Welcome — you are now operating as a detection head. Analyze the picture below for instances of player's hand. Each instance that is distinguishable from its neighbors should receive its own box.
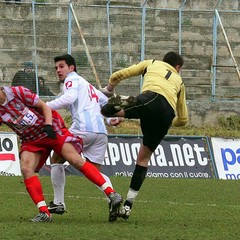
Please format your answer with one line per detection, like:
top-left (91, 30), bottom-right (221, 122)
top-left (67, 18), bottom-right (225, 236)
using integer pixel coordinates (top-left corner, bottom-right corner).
top-left (106, 117), bottom-right (123, 126)
top-left (43, 124), bottom-right (56, 139)
top-left (100, 85), bottom-right (114, 97)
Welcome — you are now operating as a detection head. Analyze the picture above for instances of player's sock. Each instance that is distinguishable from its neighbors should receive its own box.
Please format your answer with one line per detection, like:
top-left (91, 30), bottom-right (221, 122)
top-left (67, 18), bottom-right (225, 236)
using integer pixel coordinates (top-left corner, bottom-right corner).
top-left (130, 164), bottom-right (148, 190)
top-left (24, 175), bottom-right (50, 215)
top-left (51, 163), bottom-right (65, 204)
top-left (125, 189), bottom-right (139, 205)
top-left (126, 164), bottom-right (148, 203)
top-left (96, 173), bottom-right (113, 203)
top-left (80, 161), bottom-right (114, 196)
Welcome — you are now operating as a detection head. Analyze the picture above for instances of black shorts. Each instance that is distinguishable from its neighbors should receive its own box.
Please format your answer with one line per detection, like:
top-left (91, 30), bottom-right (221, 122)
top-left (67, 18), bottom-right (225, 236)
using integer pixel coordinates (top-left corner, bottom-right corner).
top-left (125, 91), bottom-right (175, 152)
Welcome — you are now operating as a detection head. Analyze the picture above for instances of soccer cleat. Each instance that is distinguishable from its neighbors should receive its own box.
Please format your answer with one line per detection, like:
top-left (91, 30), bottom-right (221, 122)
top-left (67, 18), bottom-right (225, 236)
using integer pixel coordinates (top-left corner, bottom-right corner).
top-left (108, 95), bottom-right (137, 110)
top-left (30, 212), bottom-right (52, 223)
top-left (118, 205), bottom-right (132, 220)
top-left (101, 104), bottom-right (121, 117)
top-left (48, 201), bottom-right (66, 215)
top-left (108, 192), bottom-right (123, 222)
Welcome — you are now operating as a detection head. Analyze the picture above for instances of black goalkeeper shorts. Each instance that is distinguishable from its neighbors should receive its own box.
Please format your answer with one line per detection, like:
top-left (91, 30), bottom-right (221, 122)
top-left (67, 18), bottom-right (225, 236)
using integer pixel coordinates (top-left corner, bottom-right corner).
top-left (124, 91), bottom-right (175, 152)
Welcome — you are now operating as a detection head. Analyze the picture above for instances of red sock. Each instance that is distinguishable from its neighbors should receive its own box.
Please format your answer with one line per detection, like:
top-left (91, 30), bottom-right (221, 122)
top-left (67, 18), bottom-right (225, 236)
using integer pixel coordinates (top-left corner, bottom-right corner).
top-left (80, 162), bottom-right (114, 195)
top-left (24, 175), bottom-right (49, 215)
top-left (103, 186), bottom-right (115, 196)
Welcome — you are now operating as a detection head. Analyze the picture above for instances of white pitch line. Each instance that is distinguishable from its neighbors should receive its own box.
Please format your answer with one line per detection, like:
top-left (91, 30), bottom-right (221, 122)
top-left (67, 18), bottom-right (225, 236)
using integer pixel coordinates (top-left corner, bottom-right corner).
top-left (2, 191), bottom-right (240, 209)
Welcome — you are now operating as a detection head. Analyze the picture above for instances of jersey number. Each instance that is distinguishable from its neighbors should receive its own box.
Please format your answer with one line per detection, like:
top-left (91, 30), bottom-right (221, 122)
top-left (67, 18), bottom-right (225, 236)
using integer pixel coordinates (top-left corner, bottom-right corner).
top-left (88, 84), bottom-right (99, 102)
top-left (165, 70), bottom-right (172, 80)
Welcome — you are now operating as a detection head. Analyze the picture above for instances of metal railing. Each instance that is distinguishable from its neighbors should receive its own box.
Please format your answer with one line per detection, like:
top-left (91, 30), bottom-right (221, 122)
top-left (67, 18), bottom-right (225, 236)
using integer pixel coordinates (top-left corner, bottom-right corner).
top-left (0, 0), bottom-right (239, 101)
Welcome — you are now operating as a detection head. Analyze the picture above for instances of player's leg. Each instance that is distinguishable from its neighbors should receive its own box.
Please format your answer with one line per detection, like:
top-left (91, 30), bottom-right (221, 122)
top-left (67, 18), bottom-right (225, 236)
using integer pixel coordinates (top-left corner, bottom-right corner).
top-left (119, 144), bottom-right (151, 220)
top-left (81, 132), bottom-right (118, 221)
top-left (101, 104), bottom-right (124, 117)
top-left (119, 92), bottom-right (174, 220)
top-left (48, 152), bottom-right (66, 214)
top-left (20, 150), bottom-right (52, 222)
top-left (117, 92), bottom-right (151, 219)
top-left (101, 92), bottom-right (141, 118)
top-left (86, 158), bottom-right (118, 221)
top-left (48, 135), bottom-right (109, 215)
top-left (61, 142), bottom-right (123, 220)
top-left (81, 132), bottom-right (113, 199)
top-left (108, 94), bottom-right (137, 110)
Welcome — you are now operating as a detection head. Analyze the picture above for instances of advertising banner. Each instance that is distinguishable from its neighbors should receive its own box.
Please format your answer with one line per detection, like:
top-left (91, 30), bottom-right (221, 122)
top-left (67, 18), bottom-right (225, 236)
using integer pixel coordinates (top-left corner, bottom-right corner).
top-left (211, 137), bottom-right (240, 180)
top-left (0, 132), bottom-right (21, 176)
top-left (39, 135), bottom-right (214, 178)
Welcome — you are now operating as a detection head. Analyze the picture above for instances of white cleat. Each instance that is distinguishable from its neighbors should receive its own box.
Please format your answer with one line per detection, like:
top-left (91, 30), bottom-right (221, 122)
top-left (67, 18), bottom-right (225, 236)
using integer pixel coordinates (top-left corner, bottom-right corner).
top-left (118, 205), bottom-right (131, 220)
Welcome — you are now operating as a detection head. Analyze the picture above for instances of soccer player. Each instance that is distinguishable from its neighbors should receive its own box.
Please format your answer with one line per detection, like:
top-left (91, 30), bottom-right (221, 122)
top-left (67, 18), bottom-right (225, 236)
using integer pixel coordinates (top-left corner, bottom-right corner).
top-left (101, 51), bottom-right (188, 220)
top-left (0, 85), bottom-right (122, 222)
top-left (46, 54), bottom-right (122, 222)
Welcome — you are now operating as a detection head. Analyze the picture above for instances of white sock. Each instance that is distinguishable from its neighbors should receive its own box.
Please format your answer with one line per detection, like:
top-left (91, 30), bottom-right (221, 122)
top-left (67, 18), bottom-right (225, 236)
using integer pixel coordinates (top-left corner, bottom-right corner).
top-left (126, 188), bottom-right (139, 203)
top-left (51, 164), bottom-right (65, 205)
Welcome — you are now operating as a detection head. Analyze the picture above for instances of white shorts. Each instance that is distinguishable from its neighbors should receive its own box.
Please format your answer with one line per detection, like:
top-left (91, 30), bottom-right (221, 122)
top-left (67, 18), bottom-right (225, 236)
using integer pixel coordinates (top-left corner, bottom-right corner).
top-left (72, 131), bottom-right (108, 165)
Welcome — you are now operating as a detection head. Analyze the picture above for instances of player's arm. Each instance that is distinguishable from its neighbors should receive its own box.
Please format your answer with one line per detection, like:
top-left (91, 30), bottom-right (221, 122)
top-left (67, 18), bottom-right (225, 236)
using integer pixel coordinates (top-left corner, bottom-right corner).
top-left (96, 89), bottom-right (108, 106)
top-left (109, 60), bottom-right (152, 85)
top-left (46, 87), bottom-right (78, 110)
top-left (35, 99), bottom-right (53, 125)
top-left (101, 60), bottom-right (153, 96)
top-left (172, 83), bottom-right (188, 127)
top-left (35, 99), bottom-right (56, 139)
top-left (106, 117), bottom-right (123, 126)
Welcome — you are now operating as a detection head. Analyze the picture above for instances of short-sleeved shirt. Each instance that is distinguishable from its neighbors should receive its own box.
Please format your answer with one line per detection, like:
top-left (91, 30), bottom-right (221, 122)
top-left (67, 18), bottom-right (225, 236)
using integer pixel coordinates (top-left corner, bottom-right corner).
top-left (0, 86), bottom-right (66, 143)
top-left (0, 86), bottom-right (83, 171)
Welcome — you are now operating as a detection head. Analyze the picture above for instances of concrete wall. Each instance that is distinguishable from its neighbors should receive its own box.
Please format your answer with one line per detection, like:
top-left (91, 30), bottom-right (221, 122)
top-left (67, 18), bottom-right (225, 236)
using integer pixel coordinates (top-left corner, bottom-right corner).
top-left (0, 0), bottom-right (240, 126)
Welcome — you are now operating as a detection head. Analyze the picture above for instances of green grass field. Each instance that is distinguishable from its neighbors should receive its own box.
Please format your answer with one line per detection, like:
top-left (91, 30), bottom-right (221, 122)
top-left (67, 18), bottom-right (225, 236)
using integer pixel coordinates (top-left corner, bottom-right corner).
top-left (0, 176), bottom-right (239, 240)
top-left (0, 116), bottom-right (240, 239)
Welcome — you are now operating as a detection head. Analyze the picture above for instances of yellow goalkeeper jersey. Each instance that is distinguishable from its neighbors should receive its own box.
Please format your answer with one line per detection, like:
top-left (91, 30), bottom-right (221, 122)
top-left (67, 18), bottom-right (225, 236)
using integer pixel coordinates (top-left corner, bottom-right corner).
top-left (109, 59), bottom-right (188, 126)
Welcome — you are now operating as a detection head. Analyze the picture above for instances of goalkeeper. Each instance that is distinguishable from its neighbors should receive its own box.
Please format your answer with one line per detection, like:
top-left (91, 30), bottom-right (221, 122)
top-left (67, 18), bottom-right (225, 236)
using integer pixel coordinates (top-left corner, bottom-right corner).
top-left (101, 51), bottom-right (188, 220)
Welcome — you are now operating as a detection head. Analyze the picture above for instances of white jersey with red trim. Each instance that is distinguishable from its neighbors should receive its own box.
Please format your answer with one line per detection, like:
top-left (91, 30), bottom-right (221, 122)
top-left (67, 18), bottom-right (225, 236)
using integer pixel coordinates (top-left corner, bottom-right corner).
top-left (47, 72), bottom-right (108, 134)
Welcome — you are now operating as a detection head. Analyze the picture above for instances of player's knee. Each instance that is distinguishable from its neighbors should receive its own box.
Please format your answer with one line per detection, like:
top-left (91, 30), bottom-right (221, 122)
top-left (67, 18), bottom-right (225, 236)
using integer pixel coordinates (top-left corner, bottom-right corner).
top-left (21, 165), bottom-right (35, 178)
top-left (67, 155), bottom-right (85, 169)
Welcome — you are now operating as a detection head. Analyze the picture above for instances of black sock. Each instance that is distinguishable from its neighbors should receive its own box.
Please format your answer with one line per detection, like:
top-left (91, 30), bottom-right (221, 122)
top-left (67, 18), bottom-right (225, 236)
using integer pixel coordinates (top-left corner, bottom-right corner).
top-left (130, 164), bottom-right (148, 191)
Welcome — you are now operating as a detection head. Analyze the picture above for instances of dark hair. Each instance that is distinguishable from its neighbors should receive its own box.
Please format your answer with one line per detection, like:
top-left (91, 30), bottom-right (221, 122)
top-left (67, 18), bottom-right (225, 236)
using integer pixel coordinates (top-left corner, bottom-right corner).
top-left (54, 54), bottom-right (77, 72)
top-left (162, 51), bottom-right (184, 68)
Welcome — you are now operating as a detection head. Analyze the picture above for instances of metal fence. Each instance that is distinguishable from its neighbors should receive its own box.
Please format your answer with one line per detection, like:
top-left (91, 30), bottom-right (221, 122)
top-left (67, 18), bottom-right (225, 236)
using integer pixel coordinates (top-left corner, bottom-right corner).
top-left (0, 0), bottom-right (240, 101)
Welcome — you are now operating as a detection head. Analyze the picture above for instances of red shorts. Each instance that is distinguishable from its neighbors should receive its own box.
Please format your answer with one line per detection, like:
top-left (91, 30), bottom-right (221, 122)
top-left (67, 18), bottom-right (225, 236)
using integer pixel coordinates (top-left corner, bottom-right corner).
top-left (20, 127), bottom-right (83, 172)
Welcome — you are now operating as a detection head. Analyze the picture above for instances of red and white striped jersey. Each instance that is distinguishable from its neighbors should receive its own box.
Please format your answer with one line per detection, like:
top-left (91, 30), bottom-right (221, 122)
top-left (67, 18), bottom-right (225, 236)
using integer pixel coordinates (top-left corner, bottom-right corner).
top-left (0, 86), bottom-right (65, 143)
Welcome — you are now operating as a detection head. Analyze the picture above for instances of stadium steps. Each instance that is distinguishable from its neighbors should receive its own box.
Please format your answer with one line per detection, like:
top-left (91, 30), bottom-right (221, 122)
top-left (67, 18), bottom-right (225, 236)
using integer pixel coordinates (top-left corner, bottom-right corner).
top-left (0, 1), bottom-right (240, 103)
